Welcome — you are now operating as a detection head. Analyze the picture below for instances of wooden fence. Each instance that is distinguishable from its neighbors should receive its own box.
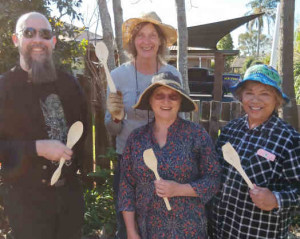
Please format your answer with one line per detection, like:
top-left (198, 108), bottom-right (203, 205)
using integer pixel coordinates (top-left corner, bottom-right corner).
top-left (190, 100), bottom-right (244, 142)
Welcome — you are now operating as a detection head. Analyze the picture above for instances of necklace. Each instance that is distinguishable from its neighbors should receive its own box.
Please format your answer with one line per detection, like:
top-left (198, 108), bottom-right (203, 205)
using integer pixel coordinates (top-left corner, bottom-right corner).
top-left (134, 58), bottom-right (159, 103)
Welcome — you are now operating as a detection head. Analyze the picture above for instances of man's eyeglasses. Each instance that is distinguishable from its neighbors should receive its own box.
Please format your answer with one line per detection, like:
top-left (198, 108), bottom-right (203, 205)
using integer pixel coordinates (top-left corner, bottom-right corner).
top-left (19, 27), bottom-right (53, 40)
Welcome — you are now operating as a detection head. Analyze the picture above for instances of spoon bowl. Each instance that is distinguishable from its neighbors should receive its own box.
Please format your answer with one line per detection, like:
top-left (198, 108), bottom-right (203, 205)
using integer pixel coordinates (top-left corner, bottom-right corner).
top-left (143, 148), bottom-right (171, 211)
top-left (50, 121), bottom-right (84, 186)
top-left (222, 142), bottom-right (254, 189)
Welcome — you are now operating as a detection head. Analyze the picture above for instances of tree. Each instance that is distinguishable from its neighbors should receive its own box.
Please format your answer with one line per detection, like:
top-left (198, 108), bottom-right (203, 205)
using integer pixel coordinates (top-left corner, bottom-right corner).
top-left (294, 23), bottom-right (300, 105)
top-left (245, 0), bottom-right (279, 57)
top-left (97, 0), bottom-right (116, 70)
top-left (175, 0), bottom-right (189, 94)
top-left (238, 30), bottom-right (271, 57)
top-left (217, 34), bottom-right (234, 50)
top-left (217, 34), bottom-right (234, 72)
top-left (278, 0), bottom-right (298, 130)
top-left (112, 0), bottom-right (127, 65)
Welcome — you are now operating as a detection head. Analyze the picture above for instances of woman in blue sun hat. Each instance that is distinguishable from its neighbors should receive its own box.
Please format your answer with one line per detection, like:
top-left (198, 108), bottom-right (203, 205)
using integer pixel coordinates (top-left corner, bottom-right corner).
top-left (210, 64), bottom-right (300, 238)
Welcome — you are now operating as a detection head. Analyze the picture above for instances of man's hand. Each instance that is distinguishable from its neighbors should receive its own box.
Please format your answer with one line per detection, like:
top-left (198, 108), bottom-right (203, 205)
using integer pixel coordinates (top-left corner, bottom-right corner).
top-left (107, 91), bottom-right (124, 120)
top-left (36, 140), bottom-right (73, 161)
top-left (249, 184), bottom-right (278, 211)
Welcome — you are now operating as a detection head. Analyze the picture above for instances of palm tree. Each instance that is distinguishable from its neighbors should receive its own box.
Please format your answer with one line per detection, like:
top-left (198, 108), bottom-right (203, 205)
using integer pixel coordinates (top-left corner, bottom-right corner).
top-left (245, 0), bottom-right (279, 57)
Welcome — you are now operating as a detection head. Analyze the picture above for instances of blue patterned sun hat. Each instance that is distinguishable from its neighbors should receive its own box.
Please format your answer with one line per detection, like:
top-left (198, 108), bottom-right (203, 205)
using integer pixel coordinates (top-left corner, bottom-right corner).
top-left (230, 64), bottom-right (289, 102)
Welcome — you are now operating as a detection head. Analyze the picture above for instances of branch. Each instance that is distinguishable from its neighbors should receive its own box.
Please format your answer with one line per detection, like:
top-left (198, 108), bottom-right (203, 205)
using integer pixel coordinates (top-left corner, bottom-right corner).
top-left (189, 0), bottom-right (198, 8)
top-left (130, 0), bottom-right (151, 4)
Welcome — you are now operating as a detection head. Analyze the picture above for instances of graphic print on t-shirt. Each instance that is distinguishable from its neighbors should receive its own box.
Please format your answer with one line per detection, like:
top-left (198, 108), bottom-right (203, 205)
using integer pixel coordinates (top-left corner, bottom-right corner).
top-left (40, 93), bottom-right (71, 166)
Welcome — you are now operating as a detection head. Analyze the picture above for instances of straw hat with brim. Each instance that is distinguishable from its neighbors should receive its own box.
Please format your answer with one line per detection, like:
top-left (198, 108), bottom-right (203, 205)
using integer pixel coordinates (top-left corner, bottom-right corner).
top-left (122, 12), bottom-right (177, 50)
top-left (133, 72), bottom-right (198, 112)
top-left (230, 64), bottom-right (289, 103)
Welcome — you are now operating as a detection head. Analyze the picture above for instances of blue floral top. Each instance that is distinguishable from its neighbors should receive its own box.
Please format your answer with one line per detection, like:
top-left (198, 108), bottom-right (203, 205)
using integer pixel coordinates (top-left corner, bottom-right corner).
top-left (119, 117), bottom-right (221, 239)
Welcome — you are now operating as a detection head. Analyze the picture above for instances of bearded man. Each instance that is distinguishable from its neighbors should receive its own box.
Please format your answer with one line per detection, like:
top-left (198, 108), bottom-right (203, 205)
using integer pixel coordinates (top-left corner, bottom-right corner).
top-left (0, 12), bottom-right (87, 239)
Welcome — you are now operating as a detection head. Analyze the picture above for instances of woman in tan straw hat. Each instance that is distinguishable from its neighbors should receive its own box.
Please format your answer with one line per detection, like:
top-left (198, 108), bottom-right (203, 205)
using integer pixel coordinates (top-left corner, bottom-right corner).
top-left (118, 72), bottom-right (221, 239)
top-left (104, 12), bottom-right (182, 238)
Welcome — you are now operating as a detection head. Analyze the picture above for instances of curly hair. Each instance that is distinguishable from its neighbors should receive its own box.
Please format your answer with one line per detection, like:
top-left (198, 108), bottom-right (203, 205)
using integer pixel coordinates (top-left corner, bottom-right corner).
top-left (125, 22), bottom-right (168, 63)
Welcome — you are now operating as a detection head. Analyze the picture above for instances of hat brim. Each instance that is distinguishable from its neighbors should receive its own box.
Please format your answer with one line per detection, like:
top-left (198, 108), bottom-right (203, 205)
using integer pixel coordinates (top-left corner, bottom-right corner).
top-left (133, 82), bottom-right (198, 112)
top-left (230, 77), bottom-right (290, 103)
top-left (122, 18), bottom-right (177, 50)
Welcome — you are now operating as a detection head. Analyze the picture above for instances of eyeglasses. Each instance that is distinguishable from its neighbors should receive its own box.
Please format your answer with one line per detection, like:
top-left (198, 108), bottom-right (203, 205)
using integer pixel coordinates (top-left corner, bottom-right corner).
top-left (153, 92), bottom-right (181, 101)
top-left (19, 27), bottom-right (53, 40)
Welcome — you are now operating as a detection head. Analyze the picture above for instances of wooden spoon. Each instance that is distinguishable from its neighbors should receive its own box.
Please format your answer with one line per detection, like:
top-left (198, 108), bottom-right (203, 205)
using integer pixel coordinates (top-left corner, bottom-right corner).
top-left (222, 142), bottom-right (254, 189)
top-left (50, 121), bottom-right (84, 186)
top-left (143, 148), bottom-right (172, 211)
top-left (95, 41), bottom-right (124, 120)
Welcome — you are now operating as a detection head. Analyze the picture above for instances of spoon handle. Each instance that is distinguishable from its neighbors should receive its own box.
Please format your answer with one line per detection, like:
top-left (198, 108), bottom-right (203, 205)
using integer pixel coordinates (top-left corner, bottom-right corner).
top-left (236, 167), bottom-right (254, 189)
top-left (153, 170), bottom-right (172, 211)
top-left (50, 157), bottom-right (65, 185)
top-left (103, 63), bottom-right (117, 93)
top-left (103, 64), bottom-right (124, 120)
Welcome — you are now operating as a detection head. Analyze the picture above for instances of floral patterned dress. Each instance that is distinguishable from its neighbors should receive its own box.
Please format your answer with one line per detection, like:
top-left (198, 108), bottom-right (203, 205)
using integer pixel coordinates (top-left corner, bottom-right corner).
top-left (118, 117), bottom-right (221, 239)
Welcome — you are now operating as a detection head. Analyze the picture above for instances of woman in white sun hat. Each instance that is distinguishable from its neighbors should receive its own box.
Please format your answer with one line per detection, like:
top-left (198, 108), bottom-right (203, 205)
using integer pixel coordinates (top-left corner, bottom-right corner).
top-left (104, 12), bottom-right (182, 238)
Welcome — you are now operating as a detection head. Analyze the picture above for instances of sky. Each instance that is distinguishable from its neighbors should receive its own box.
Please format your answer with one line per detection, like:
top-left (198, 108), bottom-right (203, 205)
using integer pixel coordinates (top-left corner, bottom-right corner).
top-left (56, 0), bottom-right (300, 49)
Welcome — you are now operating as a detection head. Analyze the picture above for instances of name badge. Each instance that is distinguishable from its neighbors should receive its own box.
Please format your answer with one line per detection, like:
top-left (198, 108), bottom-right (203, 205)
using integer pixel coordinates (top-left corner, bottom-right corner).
top-left (257, 149), bottom-right (276, 161)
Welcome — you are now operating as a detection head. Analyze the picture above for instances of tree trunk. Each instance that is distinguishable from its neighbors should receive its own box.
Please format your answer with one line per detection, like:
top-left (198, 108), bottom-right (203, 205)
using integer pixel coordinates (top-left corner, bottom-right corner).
top-left (112, 0), bottom-right (128, 65)
top-left (278, 0), bottom-right (299, 131)
top-left (256, 22), bottom-right (261, 57)
top-left (98, 0), bottom-right (116, 70)
top-left (175, 0), bottom-right (189, 94)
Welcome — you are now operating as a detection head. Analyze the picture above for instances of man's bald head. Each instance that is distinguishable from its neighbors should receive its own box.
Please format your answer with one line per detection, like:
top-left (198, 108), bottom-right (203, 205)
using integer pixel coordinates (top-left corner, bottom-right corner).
top-left (15, 12), bottom-right (52, 34)
top-left (13, 12), bottom-right (57, 83)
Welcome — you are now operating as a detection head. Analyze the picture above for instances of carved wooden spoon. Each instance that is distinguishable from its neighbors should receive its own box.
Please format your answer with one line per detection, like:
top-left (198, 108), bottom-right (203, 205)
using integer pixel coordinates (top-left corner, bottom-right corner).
top-left (143, 148), bottom-right (172, 211)
top-left (222, 142), bottom-right (254, 189)
top-left (50, 121), bottom-right (84, 186)
top-left (95, 41), bottom-right (124, 120)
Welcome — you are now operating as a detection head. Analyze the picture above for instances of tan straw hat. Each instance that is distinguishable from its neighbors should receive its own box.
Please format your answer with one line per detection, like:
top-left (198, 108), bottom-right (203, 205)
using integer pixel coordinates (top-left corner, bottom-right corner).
top-left (122, 11), bottom-right (177, 50)
top-left (133, 72), bottom-right (198, 112)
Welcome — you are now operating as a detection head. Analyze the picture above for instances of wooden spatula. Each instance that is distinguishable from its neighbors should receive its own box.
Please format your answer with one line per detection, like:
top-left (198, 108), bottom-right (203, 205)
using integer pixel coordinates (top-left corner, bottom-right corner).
top-left (50, 121), bottom-right (84, 186)
top-left (222, 142), bottom-right (254, 189)
top-left (143, 148), bottom-right (172, 211)
top-left (95, 41), bottom-right (124, 121)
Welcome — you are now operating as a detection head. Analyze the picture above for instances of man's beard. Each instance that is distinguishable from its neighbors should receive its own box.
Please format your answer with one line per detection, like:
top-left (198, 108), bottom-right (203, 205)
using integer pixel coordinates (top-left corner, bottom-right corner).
top-left (23, 44), bottom-right (57, 84)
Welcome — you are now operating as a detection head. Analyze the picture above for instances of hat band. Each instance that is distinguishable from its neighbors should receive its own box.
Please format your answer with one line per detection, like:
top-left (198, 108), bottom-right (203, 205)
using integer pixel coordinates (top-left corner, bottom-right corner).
top-left (157, 79), bottom-right (181, 87)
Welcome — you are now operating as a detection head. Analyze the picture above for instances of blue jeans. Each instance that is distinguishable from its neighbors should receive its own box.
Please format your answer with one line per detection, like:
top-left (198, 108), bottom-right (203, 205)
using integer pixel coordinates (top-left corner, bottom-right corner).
top-left (113, 154), bottom-right (127, 239)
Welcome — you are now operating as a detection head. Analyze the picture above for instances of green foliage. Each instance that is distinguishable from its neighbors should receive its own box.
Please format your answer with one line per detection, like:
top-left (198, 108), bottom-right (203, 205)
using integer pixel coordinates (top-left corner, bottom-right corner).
top-left (217, 34), bottom-right (233, 50)
top-left (0, 0), bottom-right (84, 73)
top-left (83, 178), bottom-right (116, 237)
top-left (241, 56), bottom-right (263, 73)
top-left (217, 34), bottom-right (234, 72)
top-left (245, 0), bottom-right (279, 56)
top-left (238, 30), bottom-right (271, 57)
top-left (83, 147), bottom-right (117, 238)
top-left (245, 0), bottom-right (279, 33)
top-left (294, 62), bottom-right (300, 105)
top-left (294, 23), bottom-right (300, 104)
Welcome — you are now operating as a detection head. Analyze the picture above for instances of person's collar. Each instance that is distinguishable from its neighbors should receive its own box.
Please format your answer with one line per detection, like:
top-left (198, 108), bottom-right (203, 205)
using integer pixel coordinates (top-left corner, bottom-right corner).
top-left (245, 113), bottom-right (278, 136)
